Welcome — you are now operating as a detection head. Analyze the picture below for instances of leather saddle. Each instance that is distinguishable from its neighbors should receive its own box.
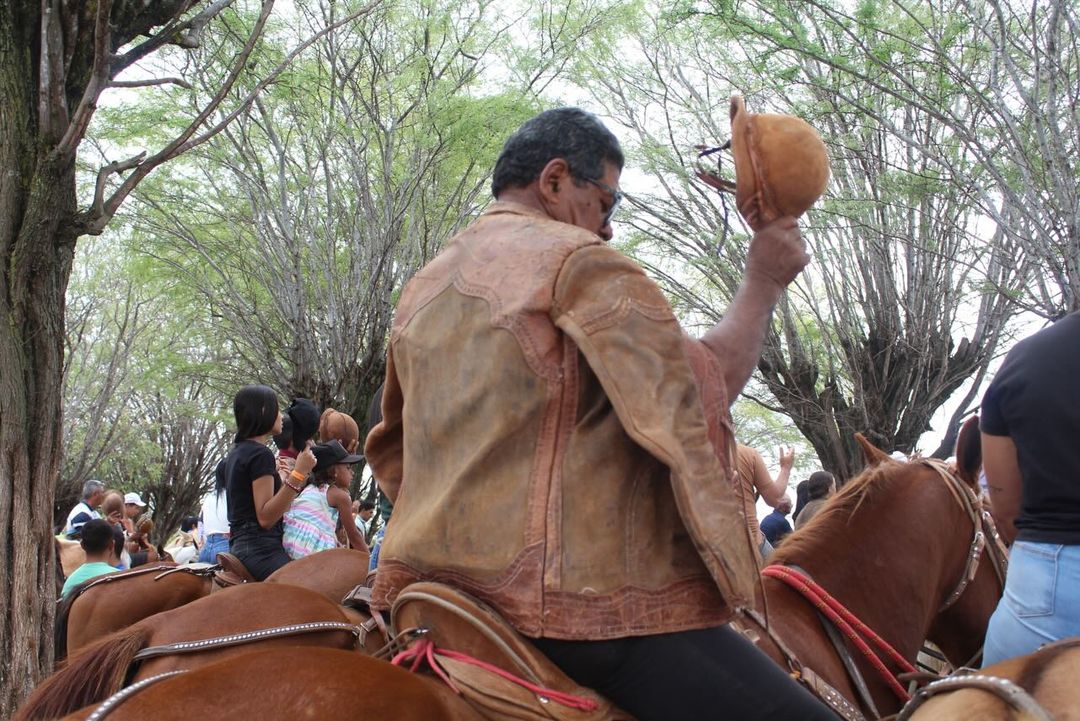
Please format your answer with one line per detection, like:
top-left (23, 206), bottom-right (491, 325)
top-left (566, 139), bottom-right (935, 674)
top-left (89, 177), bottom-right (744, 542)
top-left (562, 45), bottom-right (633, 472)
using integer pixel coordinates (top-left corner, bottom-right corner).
top-left (391, 582), bottom-right (634, 721)
top-left (213, 552), bottom-right (257, 588)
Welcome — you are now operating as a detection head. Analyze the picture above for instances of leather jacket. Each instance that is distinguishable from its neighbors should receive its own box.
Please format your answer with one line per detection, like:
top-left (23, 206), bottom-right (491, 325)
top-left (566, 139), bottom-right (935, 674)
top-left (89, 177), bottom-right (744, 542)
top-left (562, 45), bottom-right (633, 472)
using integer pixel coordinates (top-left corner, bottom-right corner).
top-left (366, 201), bottom-right (758, 639)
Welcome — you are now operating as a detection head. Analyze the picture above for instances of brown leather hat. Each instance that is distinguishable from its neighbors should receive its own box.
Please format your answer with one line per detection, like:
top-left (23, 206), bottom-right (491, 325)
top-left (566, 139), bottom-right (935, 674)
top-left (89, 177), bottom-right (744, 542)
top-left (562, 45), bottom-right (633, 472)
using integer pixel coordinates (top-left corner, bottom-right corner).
top-left (701, 96), bottom-right (830, 231)
top-left (319, 408), bottom-right (360, 453)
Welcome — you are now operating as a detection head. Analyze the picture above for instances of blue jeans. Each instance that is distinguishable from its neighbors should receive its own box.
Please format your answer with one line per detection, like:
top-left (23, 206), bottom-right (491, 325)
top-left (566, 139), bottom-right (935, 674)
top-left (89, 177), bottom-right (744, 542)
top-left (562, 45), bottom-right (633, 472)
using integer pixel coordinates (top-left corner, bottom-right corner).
top-left (983, 540), bottom-right (1080, 666)
top-left (368, 526), bottom-right (385, 573)
top-left (199, 533), bottom-right (230, 564)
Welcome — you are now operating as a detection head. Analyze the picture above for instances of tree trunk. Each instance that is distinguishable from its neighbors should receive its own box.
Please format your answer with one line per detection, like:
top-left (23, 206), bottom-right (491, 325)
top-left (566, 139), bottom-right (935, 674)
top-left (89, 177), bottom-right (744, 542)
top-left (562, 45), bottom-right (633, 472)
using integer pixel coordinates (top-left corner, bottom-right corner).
top-left (1, 4), bottom-right (78, 710)
top-left (0, 150), bottom-right (78, 711)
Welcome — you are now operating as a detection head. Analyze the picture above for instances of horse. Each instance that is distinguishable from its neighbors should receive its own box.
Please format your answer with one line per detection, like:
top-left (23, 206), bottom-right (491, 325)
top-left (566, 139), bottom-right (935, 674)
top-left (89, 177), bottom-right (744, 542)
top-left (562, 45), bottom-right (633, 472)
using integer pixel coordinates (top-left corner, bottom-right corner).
top-left (24, 432), bottom-right (1001, 721)
top-left (899, 637), bottom-right (1080, 720)
top-left (57, 564), bottom-right (213, 661)
top-left (56, 647), bottom-right (483, 721)
top-left (265, 547), bottom-right (370, 603)
top-left (17, 583), bottom-right (362, 721)
top-left (55, 546), bottom-right (371, 664)
top-left (55, 537), bottom-right (86, 578)
top-left (743, 426), bottom-right (1007, 719)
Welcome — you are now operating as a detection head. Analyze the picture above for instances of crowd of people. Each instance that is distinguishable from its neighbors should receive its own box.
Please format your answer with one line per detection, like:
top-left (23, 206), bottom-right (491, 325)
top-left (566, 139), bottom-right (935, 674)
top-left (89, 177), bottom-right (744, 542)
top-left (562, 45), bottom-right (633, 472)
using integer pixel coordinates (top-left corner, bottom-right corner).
top-left (57, 400), bottom-right (385, 595)
top-left (51, 105), bottom-right (1080, 720)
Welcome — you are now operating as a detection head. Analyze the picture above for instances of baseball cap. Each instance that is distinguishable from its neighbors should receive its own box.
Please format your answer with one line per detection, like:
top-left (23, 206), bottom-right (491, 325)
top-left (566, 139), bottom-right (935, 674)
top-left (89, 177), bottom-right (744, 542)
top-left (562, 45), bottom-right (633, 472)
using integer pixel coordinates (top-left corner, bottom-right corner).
top-left (312, 440), bottom-right (364, 472)
top-left (123, 492), bottom-right (147, 507)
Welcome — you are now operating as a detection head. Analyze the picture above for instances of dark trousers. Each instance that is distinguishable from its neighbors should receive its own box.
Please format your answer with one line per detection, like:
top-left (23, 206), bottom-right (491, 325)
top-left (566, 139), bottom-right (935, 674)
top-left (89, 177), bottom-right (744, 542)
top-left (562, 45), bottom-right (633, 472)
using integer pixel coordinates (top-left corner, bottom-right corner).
top-left (230, 533), bottom-right (291, 581)
top-left (532, 625), bottom-right (839, 721)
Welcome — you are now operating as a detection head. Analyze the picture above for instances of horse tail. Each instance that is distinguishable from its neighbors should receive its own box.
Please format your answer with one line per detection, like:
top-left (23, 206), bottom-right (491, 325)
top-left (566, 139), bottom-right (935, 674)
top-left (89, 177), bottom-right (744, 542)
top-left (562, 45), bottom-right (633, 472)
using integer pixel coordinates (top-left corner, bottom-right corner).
top-left (14, 624), bottom-right (152, 721)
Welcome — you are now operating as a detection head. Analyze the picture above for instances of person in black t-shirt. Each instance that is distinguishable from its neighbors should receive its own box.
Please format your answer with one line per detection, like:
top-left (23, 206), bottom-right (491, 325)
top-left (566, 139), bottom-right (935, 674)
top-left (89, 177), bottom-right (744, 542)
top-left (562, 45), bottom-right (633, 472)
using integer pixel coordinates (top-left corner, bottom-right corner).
top-left (980, 311), bottom-right (1080, 666)
top-left (224, 384), bottom-right (316, 580)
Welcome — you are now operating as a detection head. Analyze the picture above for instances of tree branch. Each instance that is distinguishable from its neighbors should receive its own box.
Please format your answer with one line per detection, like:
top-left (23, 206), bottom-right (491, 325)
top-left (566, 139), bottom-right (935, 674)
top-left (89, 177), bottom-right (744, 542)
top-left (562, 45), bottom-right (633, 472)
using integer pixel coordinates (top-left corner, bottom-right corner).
top-left (56, 0), bottom-right (113, 156)
top-left (84, 0), bottom-right (382, 235)
top-left (109, 77), bottom-right (194, 90)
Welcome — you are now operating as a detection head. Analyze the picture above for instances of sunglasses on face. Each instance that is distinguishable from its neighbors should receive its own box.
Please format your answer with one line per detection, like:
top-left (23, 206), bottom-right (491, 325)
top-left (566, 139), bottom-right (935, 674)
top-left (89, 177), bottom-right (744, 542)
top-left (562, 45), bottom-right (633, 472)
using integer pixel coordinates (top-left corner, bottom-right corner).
top-left (581, 176), bottom-right (624, 226)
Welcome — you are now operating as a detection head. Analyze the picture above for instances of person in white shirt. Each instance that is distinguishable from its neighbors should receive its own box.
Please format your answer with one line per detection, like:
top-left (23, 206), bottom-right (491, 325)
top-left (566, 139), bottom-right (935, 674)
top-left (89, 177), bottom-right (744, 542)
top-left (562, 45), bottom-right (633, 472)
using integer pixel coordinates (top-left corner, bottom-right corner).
top-left (63, 480), bottom-right (106, 536)
top-left (198, 461), bottom-right (231, 564)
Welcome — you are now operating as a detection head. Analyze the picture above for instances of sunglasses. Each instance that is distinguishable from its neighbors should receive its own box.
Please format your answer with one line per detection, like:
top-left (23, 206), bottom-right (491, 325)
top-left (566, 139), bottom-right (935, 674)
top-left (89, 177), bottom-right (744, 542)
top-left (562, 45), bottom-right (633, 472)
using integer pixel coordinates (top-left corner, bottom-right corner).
top-left (581, 176), bottom-right (624, 226)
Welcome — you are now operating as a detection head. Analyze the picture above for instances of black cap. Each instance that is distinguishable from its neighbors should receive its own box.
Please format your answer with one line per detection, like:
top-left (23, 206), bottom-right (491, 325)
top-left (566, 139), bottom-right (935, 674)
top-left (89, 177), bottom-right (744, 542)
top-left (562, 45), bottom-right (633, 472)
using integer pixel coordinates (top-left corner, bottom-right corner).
top-left (312, 440), bottom-right (364, 472)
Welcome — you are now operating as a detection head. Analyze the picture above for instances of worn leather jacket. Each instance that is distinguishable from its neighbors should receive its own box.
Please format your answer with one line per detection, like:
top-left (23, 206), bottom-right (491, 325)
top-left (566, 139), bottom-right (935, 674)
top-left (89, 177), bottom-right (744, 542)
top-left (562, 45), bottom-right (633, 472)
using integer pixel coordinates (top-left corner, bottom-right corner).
top-left (366, 201), bottom-right (758, 639)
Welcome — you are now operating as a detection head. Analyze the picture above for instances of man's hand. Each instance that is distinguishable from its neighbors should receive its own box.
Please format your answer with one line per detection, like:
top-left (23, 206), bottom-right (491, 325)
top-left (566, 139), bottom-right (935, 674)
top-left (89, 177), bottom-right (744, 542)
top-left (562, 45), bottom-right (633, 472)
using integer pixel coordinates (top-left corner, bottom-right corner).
top-left (779, 445), bottom-right (795, 470)
top-left (745, 216), bottom-right (809, 289)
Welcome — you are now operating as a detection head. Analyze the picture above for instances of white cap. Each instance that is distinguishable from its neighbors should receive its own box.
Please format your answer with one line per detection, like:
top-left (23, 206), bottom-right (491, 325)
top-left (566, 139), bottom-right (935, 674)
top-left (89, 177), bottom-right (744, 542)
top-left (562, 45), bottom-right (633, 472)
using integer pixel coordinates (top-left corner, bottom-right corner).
top-left (124, 492), bottom-right (147, 507)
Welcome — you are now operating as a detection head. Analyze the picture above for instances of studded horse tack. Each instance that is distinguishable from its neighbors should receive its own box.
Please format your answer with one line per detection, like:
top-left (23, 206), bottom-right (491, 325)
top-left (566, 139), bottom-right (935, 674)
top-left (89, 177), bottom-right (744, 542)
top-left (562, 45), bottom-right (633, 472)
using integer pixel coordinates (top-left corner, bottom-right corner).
top-left (131, 621), bottom-right (364, 661)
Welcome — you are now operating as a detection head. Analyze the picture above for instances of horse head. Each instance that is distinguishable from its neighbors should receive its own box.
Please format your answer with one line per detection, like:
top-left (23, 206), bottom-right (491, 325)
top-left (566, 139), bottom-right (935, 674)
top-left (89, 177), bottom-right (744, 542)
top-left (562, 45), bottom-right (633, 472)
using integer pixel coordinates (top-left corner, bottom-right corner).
top-left (926, 414), bottom-right (1007, 667)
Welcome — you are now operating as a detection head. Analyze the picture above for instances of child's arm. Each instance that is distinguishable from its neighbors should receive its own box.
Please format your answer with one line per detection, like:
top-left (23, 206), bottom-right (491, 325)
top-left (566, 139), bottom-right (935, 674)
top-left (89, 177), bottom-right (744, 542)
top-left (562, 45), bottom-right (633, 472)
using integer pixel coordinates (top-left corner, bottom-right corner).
top-left (328, 486), bottom-right (368, 553)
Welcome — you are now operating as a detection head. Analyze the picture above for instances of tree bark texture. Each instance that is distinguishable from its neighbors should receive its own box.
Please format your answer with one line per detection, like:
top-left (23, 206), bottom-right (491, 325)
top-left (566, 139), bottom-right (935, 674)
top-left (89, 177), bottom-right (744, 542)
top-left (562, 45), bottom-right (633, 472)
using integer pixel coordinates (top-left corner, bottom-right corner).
top-left (0, 1), bottom-right (220, 710)
top-left (1, 4), bottom-right (76, 711)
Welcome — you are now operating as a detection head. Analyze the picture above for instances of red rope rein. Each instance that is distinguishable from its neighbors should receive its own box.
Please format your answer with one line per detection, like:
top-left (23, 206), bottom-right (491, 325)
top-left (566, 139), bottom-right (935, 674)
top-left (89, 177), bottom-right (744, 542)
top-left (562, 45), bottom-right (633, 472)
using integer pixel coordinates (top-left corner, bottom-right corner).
top-left (391, 636), bottom-right (600, 711)
top-left (762, 564), bottom-right (916, 701)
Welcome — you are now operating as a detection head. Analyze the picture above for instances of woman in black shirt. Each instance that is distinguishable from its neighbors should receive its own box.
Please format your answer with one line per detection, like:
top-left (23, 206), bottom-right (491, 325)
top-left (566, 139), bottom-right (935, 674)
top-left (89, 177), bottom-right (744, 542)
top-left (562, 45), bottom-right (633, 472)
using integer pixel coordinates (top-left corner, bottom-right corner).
top-left (223, 385), bottom-right (316, 580)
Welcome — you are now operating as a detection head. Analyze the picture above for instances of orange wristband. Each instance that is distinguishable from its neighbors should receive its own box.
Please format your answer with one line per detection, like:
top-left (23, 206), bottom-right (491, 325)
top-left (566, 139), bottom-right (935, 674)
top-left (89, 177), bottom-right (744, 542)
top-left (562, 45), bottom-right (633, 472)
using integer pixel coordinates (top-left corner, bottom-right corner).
top-left (290, 470), bottom-right (306, 483)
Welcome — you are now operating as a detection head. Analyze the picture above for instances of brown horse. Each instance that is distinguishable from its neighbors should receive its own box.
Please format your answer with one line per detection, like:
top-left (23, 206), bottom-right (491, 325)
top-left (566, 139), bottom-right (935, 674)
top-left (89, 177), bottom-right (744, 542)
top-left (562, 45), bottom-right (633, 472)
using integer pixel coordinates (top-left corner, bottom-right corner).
top-left (17, 583), bottom-right (360, 721)
top-left (900, 638), bottom-right (1080, 720)
top-left (57, 565), bottom-right (212, 661)
top-left (57, 647), bottom-right (483, 721)
top-left (56, 547), bottom-right (370, 663)
top-left (266, 547), bottom-right (370, 603)
top-left (746, 429), bottom-right (1006, 719)
top-left (26, 435), bottom-right (1000, 721)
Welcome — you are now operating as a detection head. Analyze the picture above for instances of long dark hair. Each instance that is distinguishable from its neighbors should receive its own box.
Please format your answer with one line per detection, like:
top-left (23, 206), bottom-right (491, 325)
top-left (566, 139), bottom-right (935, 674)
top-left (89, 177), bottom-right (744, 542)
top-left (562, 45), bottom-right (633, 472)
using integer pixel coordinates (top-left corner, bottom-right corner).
top-left (233, 385), bottom-right (279, 442)
top-left (213, 458), bottom-right (227, 496)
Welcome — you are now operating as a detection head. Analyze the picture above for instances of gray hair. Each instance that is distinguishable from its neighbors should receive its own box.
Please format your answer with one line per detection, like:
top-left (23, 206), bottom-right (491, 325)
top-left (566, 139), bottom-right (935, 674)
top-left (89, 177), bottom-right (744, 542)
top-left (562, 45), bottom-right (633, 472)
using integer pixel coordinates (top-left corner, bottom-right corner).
top-left (81, 479), bottom-right (106, 500)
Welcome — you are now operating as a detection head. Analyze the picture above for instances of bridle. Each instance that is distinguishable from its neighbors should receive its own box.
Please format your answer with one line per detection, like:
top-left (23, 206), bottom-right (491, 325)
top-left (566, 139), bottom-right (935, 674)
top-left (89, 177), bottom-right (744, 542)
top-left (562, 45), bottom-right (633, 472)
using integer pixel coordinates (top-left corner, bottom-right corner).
top-left (917, 458), bottom-right (1008, 613)
top-left (757, 457), bottom-right (1010, 718)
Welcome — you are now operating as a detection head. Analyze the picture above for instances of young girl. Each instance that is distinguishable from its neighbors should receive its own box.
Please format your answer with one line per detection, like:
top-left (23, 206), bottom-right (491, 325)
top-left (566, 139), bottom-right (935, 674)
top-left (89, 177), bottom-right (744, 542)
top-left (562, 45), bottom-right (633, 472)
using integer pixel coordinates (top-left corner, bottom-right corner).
top-left (222, 385), bottom-right (316, 580)
top-left (283, 440), bottom-right (368, 558)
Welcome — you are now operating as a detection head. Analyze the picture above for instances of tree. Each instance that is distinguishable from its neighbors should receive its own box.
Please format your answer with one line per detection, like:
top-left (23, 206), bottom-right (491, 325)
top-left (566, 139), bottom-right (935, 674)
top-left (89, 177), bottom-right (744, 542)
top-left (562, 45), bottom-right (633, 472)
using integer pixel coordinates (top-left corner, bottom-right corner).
top-left (699, 0), bottom-right (1079, 319)
top-left (0, 0), bottom-right (372, 708)
top-left (574, 3), bottom-right (1024, 478)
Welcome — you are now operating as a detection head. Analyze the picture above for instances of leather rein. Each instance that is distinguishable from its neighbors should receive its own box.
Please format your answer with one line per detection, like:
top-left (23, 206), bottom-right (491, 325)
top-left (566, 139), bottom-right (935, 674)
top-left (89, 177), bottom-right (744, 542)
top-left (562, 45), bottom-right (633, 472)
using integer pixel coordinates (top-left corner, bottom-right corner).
top-left (757, 458), bottom-right (1008, 716)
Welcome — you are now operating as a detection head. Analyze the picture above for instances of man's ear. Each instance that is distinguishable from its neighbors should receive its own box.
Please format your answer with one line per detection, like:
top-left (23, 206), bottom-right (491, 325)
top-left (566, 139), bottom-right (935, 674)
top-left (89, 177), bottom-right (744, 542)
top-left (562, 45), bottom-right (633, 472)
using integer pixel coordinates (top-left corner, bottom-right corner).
top-left (537, 158), bottom-right (571, 205)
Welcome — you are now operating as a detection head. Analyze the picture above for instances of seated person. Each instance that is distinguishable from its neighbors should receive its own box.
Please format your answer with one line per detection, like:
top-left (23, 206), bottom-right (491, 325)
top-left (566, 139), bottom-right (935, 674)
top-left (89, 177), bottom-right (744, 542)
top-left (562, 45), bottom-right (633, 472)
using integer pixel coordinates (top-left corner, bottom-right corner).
top-left (794, 471), bottom-right (836, 529)
top-left (164, 515), bottom-right (201, 564)
top-left (760, 495), bottom-right (794, 547)
top-left (61, 519), bottom-right (122, 597)
top-left (283, 440), bottom-right (367, 558)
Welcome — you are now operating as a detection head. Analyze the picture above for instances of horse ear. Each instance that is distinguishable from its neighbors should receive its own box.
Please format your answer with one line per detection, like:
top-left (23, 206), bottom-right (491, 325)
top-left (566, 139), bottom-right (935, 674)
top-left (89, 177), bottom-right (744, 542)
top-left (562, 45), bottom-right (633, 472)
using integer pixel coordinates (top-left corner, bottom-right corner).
top-left (855, 433), bottom-right (891, 466)
top-left (953, 415), bottom-right (982, 490)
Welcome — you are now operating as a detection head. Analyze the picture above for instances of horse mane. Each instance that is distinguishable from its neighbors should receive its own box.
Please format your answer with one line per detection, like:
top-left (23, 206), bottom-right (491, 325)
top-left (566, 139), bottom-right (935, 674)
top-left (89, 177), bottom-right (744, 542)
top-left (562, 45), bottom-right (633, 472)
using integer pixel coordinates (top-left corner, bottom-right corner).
top-left (53, 586), bottom-right (80, 662)
top-left (772, 459), bottom-right (902, 564)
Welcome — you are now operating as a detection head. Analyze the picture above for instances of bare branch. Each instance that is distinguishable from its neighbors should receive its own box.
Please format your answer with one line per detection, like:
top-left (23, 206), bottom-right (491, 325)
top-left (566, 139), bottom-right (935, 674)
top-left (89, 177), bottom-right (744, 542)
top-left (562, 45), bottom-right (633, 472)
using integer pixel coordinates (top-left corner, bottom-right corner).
top-left (91, 152), bottom-right (148, 220)
top-left (108, 77), bottom-right (194, 90)
top-left (111, 0), bottom-right (236, 77)
top-left (56, 0), bottom-right (113, 156)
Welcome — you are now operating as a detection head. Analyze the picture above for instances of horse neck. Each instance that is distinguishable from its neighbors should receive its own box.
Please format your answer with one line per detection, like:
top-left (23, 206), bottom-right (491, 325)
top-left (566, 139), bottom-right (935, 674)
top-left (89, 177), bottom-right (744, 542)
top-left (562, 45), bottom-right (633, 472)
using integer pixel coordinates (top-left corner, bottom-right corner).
top-left (773, 472), bottom-right (964, 660)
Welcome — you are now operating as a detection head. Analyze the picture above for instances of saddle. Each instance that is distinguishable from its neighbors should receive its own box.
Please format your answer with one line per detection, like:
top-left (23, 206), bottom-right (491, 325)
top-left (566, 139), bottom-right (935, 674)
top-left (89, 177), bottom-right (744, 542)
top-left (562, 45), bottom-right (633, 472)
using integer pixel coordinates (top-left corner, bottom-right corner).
top-left (213, 552), bottom-right (257, 588)
top-left (390, 582), bottom-right (634, 721)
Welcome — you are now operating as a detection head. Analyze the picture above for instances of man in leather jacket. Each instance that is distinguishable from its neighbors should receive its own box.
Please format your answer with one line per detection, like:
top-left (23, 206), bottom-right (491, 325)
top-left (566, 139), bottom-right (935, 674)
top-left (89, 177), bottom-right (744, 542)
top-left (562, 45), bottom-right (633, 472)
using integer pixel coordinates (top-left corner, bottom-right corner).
top-left (366, 107), bottom-right (835, 720)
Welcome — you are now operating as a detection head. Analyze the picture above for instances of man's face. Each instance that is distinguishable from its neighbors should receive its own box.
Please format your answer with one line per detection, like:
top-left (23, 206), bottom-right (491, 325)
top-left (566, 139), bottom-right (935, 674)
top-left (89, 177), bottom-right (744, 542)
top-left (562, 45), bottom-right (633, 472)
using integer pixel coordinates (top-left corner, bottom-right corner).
top-left (546, 161), bottom-right (622, 242)
top-left (360, 508), bottom-right (374, 521)
top-left (124, 503), bottom-right (140, 519)
top-left (89, 489), bottom-right (106, 508)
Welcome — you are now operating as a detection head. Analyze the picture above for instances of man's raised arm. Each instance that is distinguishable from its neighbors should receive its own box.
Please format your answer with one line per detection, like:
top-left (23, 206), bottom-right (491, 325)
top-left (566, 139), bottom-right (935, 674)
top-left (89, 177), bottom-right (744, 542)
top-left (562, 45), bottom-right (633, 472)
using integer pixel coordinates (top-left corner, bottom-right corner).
top-left (701, 216), bottom-right (810, 401)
